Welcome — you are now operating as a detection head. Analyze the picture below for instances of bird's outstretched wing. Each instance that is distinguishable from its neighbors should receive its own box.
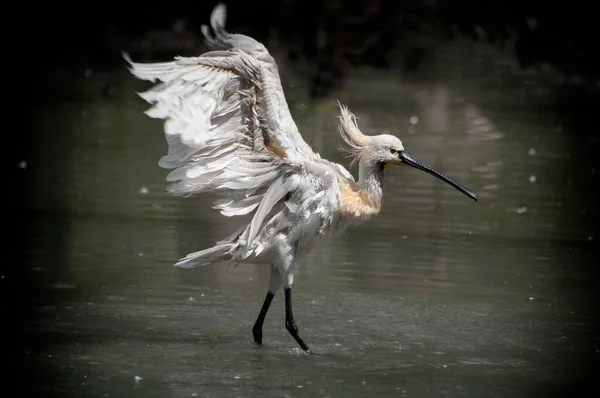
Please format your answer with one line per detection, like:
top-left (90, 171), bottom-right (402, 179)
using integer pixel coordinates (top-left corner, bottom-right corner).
top-left (125, 4), bottom-right (352, 229)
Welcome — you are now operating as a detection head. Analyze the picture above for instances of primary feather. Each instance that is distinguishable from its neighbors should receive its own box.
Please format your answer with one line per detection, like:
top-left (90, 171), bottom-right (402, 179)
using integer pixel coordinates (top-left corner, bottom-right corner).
top-left (125, 3), bottom-right (367, 268)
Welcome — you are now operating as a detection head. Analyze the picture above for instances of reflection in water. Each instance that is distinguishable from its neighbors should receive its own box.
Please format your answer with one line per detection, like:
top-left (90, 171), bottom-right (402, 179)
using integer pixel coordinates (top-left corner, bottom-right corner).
top-left (414, 84), bottom-right (449, 134)
top-left (20, 38), bottom-right (598, 397)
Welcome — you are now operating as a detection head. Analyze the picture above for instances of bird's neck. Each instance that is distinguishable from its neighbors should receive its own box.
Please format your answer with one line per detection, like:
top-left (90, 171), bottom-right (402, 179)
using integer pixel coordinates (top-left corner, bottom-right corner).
top-left (357, 158), bottom-right (384, 205)
top-left (337, 158), bottom-right (384, 219)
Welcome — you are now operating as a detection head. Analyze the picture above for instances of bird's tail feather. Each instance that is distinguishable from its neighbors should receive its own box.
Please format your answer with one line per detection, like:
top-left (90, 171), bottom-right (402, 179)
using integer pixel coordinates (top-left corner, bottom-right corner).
top-left (174, 243), bottom-right (234, 269)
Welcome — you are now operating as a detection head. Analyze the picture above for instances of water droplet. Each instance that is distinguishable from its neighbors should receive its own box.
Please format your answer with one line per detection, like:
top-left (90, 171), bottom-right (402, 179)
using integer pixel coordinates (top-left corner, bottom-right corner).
top-left (17, 160), bottom-right (27, 169)
top-left (138, 252), bottom-right (144, 257)
top-left (528, 148), bottom-right (536, 156)
top-left (84, 69), bottom-right (93, 78)
top-left (134, 375), bottom-right (143, 382)
top-left (529, 297), bottom-right (534, 301)
top-left (409, 116), bottom-right (419, 125)
top-left (516, 207), bottom-right (527, 214)
top-left (529, 175), bottom-right (536, 183)
top-left (139, 187), bottom-right (149, 194)
top-left (588, 236), bottom-right (593, 241)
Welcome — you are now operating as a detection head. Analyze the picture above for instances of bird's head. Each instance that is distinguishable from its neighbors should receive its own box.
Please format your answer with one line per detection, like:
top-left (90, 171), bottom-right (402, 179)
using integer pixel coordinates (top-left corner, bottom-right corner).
top-left (337, 103), bottom-right (477, 201)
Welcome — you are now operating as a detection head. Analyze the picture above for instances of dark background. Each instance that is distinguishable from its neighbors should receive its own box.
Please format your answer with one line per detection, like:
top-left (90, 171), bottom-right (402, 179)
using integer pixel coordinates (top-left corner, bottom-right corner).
top-left (10, 0), bottom-right (599, 395)
top-left (20, 0), bottom-right (600, 86)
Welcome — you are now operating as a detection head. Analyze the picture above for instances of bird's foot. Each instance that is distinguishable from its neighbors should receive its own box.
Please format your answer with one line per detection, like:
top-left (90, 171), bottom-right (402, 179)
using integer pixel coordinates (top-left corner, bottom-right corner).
top-left (252, 328), bottom-right (263, 345)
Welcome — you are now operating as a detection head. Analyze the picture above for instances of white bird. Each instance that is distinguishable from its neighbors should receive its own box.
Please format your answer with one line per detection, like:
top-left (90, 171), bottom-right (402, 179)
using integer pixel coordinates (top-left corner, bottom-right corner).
top-left (124, 3), bottom-right (477, 354)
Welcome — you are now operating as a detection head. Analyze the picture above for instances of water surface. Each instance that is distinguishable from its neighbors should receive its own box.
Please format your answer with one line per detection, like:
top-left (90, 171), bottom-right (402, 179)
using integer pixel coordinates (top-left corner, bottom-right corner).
top-left (15, 40), bottom-right (598, 397)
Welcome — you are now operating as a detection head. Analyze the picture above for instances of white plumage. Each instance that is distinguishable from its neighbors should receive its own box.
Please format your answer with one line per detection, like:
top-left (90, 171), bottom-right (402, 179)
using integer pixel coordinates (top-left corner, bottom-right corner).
top-left (125, 3), bottom-right (476, 353)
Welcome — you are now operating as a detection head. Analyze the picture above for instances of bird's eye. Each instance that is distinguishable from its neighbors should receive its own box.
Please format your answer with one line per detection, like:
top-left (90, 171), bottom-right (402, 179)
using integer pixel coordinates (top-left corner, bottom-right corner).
top-left (389, 148), bottom-right (397, 155)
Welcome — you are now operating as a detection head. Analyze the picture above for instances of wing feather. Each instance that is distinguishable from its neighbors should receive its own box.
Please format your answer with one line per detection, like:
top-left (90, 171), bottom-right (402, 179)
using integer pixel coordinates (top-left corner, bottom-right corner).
top-left (125, 3), bottom-right (352, 251)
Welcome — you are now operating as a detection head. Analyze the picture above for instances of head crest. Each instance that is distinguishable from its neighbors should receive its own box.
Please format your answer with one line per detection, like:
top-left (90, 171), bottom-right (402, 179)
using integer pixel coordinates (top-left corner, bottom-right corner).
top-left (337, 102), bottom-right (371, 166)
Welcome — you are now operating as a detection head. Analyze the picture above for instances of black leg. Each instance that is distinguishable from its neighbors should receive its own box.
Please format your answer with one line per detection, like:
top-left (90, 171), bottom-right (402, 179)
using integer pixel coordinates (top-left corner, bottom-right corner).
top-left (284, 287), bottom-right (311, 353)
top-left (252, 291), bottom-right (274, 345)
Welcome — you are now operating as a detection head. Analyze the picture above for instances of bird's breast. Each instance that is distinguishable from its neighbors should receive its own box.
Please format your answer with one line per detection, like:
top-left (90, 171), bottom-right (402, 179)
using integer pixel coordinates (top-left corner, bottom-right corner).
top-left (337, 180), bottom-right (381, 219)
